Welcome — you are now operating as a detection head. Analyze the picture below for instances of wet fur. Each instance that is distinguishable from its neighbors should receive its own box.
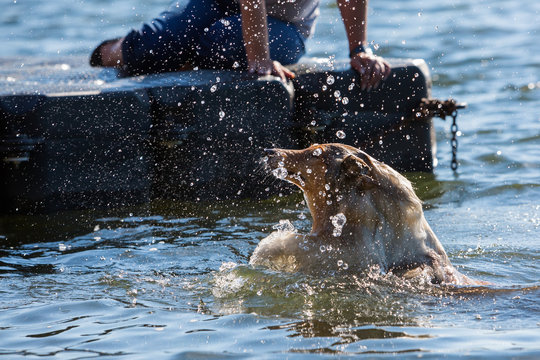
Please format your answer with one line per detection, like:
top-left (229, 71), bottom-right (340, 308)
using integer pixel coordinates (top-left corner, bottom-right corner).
top-left (250, 143), bottom-right (486, 285)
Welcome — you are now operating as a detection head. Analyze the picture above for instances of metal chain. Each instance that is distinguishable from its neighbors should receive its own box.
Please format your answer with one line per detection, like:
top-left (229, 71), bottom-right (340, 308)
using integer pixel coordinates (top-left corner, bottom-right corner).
top-left (450, 110), bottom-right (459, 171)
top-left (408, 98), bottom-right (465, 171)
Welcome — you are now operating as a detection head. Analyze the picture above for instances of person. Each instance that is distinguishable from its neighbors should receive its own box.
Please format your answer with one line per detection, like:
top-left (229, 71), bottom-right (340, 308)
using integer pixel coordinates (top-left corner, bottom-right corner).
top-left (90, 0), bottom-right (390, 91)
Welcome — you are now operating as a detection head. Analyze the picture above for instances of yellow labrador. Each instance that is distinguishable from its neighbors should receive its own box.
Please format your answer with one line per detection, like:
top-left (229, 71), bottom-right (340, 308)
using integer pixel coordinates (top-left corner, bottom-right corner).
top-left (251, 143), bottom-right (488, 285)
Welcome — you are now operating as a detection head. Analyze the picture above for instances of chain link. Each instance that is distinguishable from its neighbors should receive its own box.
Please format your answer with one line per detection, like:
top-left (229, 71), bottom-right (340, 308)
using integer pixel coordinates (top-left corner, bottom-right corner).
top-left (450, 111), bottom-right (459, 171)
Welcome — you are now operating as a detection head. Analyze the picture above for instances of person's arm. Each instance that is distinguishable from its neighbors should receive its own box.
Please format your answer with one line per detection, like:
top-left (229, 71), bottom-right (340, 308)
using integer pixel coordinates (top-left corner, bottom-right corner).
top-left (240, 0), bottom-right (294, 81)
top-left (337, 0), bottom-right (390, 91)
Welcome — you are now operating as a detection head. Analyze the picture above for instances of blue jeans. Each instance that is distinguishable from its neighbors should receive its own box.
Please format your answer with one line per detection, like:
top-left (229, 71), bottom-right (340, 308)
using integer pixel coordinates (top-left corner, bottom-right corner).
top-left (122, 0), bottom-right (306, 75)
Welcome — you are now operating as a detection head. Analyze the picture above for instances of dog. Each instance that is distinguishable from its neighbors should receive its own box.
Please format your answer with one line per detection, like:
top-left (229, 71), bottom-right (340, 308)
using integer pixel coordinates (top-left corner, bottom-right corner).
top-left (250, 143), bottom-right (487, 285)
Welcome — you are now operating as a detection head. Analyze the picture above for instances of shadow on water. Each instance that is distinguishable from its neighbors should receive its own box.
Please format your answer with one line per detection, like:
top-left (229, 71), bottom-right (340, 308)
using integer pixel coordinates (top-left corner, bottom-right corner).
top-left (0, 194), bottom-right (296, 246)
top-left (266, 321), bottom-right (430, 356)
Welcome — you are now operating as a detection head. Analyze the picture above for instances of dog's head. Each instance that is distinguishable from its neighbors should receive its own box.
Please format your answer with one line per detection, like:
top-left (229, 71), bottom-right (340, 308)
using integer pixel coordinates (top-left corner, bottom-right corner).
top-left (264, 143), bottom-right (422, 223)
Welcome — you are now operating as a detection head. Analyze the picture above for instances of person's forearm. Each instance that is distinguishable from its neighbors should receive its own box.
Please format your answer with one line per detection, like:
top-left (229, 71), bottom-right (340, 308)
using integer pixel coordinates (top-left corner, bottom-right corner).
top-left (337, 0), bottom-right (368, 52)
top-left (240, 0), bottom-right (270, 69)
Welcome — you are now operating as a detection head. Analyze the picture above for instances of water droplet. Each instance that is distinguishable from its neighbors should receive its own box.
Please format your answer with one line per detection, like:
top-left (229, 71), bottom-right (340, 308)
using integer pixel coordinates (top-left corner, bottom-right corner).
top-left (331, 213), bottom-right (347, 237)
top-left (219, 110), bottom-right (225, 119)
top-left (273, 219), bottom-right (295, 233)
top-left (326, 75), bottom-right (335, 85)
top-left (348, 83), bottom-right (355, 91)
top-left (306, 168), bottom-right (312, 174)
top-left (334, 90), bottom-right (341, 98)
top-left (319, 245), bottom-right (326, 252)
top-left (325, 184), bottom-right (331, 191)
top-left (272, 167), bottom-right (288, 179)
top-left (341, 97), bottom-right (349, 105)
top-left (331, 213), bottom-right (347, 228)
top-left (210, 85), bottom-right (217, 92)
top-left (336, 130), bottom-right (346, 139)
top-left (312, 148), bottom-right (322, 156)
top-left (337, 260), bottom-right (344, 267)
top-left (257, 289), bottom-right (263, 296)
top-left (310, 120), bottom-right (317, 126)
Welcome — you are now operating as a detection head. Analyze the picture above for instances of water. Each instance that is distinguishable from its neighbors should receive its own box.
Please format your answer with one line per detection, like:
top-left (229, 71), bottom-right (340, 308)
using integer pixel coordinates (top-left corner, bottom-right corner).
top-left (1, 0), bottom-right (539, 358)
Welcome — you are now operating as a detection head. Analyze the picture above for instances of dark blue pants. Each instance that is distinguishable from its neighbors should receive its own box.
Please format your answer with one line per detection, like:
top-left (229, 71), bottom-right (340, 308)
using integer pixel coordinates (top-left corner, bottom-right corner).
top-left (122, 0), bottom-right (306, 74)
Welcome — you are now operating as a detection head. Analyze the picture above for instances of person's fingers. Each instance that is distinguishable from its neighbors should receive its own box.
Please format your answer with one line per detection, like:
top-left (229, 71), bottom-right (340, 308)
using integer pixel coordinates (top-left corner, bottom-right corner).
top-left (271, 61), bottom-right (295, 82)
top-left (382, 59), bottom-right (392, 80)
top-left (351, 54), bottom-right (393, 91)
top-left (277, 68), bottom-right (286, 82)
top-left (361, 62), bottom-right (373, 91)
top-left (368, 61), bottom-right (384, 91)
top-left (350, 59), bottom-right (367, 91)
top-left (281, 65), bottom-right (295, 79)
top-left (271, 63), bottom-right (285, 82)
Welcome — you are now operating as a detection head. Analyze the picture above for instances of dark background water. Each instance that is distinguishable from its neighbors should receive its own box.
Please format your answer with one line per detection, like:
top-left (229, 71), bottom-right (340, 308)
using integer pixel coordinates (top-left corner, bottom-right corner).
top-left (1, 0), bottom-right (539, 358)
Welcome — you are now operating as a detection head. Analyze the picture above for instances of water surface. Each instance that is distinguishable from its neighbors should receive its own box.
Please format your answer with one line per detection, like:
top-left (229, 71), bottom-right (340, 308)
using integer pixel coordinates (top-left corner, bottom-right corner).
top-left (1, 0), bottom-right (539, 358)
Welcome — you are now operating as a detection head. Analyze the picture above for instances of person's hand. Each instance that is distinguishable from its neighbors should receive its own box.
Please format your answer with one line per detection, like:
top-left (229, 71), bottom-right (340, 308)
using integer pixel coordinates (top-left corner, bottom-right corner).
top-left (350, 52), bottom-right (391, 91)
top-left (248, 59), bottom-right (295, 82)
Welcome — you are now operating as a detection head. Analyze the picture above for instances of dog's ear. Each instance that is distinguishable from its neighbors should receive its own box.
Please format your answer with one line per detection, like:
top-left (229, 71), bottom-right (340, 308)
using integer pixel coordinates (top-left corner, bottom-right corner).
top-left (341, 155), bottom-right (377, 189)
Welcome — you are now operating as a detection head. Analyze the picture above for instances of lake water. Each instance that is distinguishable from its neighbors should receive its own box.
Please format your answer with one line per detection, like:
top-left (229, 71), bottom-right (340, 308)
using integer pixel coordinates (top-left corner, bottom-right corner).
top-left (1, 0), bottom-right (539, 358)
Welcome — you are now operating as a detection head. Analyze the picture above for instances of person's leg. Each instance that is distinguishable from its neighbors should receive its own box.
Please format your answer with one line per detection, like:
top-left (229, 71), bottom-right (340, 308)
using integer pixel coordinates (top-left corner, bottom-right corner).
top-left (196, 16), bottom-right (306, 70)
top-left (94, 0), bottom-right (232, 75)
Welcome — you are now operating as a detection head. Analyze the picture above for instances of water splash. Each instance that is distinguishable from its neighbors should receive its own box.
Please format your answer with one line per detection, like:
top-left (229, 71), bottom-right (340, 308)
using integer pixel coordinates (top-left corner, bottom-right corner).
top-left (272, 167), bottom-right (288, 180)
top-left (273, 219), bottom-right (296, 233)
top-left (330, 213), bottom-right (347, 237)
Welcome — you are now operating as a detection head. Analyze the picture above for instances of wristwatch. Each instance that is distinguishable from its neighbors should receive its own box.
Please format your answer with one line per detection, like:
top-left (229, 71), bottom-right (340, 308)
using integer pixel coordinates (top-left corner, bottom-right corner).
top-left (349, 44), bottom-right (373, 58)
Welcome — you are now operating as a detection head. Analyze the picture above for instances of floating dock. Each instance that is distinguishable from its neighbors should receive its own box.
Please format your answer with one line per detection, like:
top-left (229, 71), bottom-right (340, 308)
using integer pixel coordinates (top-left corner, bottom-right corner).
top-left (0, 57), bottom-right (434, 213)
